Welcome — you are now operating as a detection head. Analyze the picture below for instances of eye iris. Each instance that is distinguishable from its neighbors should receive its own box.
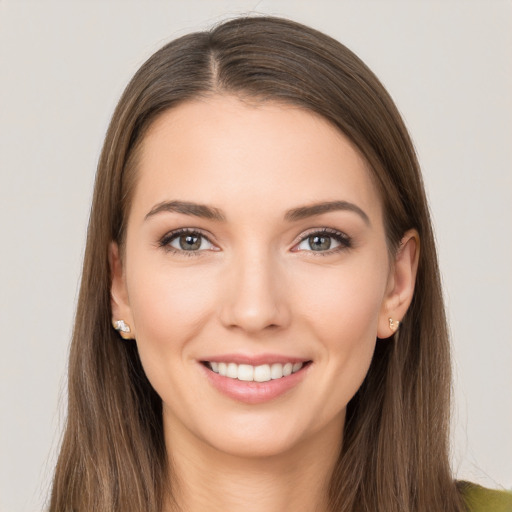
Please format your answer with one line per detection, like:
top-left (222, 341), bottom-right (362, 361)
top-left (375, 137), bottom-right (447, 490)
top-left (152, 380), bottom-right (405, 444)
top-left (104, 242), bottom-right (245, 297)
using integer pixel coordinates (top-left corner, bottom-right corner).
top-left (179, 234), bottom-right (201, 250)
top-left (309, 235), bottom-right (331, 251)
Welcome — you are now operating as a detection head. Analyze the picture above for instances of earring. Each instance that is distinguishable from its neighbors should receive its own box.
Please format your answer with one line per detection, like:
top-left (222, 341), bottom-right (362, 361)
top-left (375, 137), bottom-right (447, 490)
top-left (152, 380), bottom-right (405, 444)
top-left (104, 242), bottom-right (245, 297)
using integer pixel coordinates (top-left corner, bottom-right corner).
top-left (113, 319), bottom-right (131, 334)
top-left (389, 317), bottom-right (400, 332)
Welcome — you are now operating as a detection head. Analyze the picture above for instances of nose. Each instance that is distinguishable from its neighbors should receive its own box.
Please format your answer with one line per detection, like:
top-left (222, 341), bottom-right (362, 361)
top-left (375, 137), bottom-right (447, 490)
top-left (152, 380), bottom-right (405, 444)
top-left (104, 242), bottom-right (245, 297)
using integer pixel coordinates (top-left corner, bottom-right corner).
top-left (219, 249), bottom-right (291, 335)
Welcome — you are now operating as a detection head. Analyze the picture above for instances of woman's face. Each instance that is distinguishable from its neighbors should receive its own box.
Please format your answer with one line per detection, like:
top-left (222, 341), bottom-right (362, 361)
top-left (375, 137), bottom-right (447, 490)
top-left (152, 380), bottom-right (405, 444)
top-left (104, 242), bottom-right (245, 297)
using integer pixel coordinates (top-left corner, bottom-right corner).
top-left (111, 95), bottom-right (412, 458)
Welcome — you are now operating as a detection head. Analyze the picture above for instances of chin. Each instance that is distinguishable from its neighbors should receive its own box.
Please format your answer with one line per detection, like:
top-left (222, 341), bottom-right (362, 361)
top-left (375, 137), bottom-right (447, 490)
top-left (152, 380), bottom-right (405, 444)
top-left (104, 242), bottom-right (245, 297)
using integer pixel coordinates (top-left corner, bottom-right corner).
top-left (191, 405), bottom-right (344, 461)
top-left (201, 427), bottom-right (306, 459)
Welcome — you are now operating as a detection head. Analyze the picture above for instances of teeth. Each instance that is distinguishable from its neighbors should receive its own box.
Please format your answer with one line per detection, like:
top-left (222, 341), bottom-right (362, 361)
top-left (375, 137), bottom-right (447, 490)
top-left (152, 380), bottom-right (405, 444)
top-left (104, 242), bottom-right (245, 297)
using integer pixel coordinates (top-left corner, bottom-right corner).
top-left (238, 364), bottom-right (254, 381)
top-left (208, 361), bottom-right (304, 382)
top-left (270, 363), bottom-right (283, 379)
top-left (227, 363), bottom-right (238, 379)
top-left (254, 364), bottom-right (271, 382)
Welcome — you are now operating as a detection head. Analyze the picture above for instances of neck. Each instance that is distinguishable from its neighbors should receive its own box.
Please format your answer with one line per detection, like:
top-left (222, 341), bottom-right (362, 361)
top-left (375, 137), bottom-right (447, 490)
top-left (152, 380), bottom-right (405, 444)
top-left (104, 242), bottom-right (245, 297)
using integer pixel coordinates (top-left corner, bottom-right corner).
top-left (163, 416), bottom-right (343, 512)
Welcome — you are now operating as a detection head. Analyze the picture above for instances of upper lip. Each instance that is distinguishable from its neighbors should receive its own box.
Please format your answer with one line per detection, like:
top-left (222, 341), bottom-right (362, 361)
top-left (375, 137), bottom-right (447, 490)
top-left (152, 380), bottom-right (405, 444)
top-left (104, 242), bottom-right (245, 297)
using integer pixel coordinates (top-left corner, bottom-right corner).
top-left (200, 353), bottom-right (311, 366)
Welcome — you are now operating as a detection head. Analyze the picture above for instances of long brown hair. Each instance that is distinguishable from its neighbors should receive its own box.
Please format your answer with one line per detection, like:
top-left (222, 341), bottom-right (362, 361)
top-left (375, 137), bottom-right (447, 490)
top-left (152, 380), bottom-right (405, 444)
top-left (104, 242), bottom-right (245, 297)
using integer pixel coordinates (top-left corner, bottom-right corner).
top-left (50, 16), bottom-right (465, 512)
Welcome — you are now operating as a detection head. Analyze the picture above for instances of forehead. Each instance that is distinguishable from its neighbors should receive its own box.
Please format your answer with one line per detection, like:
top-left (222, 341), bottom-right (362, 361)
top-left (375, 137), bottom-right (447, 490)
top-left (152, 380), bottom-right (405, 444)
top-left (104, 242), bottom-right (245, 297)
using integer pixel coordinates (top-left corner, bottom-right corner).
top-left (130, 95), bottom-right (383, 224)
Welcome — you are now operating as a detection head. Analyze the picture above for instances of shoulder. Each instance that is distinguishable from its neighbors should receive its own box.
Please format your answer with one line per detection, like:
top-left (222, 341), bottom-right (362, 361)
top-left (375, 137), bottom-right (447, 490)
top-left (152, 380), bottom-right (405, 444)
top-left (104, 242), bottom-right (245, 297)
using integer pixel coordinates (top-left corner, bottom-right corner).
top-left (458, 481), bottom-right (512, 512)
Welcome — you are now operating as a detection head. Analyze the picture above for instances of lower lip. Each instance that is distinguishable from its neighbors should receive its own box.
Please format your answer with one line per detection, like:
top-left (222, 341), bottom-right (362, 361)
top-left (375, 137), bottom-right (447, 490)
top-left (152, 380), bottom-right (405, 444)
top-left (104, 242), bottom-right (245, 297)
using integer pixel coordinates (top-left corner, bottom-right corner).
top-left (200, 363), bottom-right (310, 404)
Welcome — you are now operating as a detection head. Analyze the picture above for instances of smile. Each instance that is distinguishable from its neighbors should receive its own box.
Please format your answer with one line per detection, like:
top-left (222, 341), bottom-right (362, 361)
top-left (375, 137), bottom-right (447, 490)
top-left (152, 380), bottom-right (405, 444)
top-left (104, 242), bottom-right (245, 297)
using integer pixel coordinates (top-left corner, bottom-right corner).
top-left (201, 357), bottom-right (312, 404)
top-left (206, 361), bottom-right (304, 382)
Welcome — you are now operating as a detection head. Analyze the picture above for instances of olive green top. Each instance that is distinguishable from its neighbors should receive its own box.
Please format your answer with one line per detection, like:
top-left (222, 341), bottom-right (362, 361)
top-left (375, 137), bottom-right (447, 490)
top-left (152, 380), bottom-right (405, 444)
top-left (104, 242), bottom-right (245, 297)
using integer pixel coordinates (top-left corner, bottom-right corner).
top-left (460, 481), bottom-right (512, 512)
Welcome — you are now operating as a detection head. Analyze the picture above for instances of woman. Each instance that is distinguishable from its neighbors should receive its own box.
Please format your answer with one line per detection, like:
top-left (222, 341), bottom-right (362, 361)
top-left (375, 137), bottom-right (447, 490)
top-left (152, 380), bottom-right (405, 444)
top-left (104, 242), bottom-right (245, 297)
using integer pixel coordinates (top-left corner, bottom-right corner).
top-left (49, 16), bottom-right (511, 512)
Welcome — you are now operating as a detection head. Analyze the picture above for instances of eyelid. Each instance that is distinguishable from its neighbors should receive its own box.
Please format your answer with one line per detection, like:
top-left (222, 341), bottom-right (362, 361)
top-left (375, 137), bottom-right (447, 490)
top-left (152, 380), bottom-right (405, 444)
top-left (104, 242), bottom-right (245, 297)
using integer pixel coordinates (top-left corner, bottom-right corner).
top-left (159, 227), bottom-right (219, 255)
top-left (291, 227), bottom-right (352, 254)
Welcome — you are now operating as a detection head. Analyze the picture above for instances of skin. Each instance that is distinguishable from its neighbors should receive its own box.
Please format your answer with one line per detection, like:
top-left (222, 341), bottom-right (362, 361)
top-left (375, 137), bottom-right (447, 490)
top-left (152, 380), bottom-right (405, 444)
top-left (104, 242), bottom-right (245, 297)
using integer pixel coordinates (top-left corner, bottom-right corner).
top-left (110, 95), bottom-right (419, 512)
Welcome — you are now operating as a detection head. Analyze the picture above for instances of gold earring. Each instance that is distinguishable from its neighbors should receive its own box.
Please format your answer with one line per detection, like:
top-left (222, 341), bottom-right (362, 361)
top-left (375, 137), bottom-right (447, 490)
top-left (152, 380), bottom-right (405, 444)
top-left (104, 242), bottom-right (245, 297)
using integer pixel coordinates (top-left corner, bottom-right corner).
top-left (389, 318), bottom-right (400, 332)
top-left (113, 319), bottom-right (131, 334)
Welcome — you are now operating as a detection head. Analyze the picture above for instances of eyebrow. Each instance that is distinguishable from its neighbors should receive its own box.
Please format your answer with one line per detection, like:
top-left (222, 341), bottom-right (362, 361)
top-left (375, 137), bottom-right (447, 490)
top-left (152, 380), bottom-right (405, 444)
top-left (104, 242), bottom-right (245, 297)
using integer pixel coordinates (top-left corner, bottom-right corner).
top-left (145, 199), bottom-right (370, 225)
top-left (145, 200), bottom-right (227, 221)
top-left (284, 200), bottom-right (370, 225)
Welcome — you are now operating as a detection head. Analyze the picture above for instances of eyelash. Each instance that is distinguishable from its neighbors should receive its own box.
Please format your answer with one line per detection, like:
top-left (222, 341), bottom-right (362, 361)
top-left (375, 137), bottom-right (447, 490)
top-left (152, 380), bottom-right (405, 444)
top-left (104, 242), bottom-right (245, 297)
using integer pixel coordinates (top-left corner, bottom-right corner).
top-left (158, 227), bottom-right (352, 257)
top-left (294, 228), bottom-right (352, 256)
top-left (158, 228), bottom-right (214, 257)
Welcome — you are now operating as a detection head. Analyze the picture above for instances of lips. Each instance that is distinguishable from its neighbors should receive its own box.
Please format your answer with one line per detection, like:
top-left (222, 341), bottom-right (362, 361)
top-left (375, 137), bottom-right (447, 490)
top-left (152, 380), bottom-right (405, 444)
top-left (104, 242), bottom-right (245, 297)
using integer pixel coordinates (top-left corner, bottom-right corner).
top-left (200, 356), bottom-right (311, 404)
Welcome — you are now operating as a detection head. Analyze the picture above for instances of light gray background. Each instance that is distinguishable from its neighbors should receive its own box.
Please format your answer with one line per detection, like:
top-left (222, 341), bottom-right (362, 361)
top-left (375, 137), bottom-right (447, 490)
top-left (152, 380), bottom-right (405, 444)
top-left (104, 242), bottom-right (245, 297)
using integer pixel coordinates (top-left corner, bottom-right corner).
top-left (1, 1), bottom-right (511, 511)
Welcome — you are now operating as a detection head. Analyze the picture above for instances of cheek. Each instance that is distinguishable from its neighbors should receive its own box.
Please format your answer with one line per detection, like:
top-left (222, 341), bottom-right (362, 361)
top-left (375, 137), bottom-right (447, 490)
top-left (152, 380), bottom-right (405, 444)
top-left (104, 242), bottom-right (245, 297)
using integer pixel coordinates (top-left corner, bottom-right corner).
top-left (126, 258), bottom-right (219, 359)
top-left (293, 257), bottom-right (388, 404)
top-left (124, 259), bottom-right (221, 412)
top-left (296, 258), bottom-right (388, 343)
top-left (128, 262), bottom-right (216, 337)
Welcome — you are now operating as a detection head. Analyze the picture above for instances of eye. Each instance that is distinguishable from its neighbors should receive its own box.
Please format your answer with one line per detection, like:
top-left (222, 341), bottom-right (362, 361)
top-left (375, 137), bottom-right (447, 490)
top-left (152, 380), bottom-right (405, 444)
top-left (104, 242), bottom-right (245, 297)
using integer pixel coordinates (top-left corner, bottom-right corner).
top-left (294, 229), bottom-right (351, 254)
top-left (160, 229), bottom-right (215, 254)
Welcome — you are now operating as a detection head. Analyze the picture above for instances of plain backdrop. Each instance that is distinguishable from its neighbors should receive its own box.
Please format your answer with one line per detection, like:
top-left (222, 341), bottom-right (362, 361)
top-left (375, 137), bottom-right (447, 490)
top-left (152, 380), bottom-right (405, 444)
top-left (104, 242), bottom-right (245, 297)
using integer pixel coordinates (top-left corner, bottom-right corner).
top-left (1, 1), bottom-right (511, 510)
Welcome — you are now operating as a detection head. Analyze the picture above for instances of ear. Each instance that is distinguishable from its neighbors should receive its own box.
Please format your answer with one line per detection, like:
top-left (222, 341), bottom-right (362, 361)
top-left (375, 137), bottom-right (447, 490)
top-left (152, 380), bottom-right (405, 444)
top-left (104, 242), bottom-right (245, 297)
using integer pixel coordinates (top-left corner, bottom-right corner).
top-left (377, 229), bottom-right (420, 339)
top-left (109, 242), bottom-right (135, 339)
